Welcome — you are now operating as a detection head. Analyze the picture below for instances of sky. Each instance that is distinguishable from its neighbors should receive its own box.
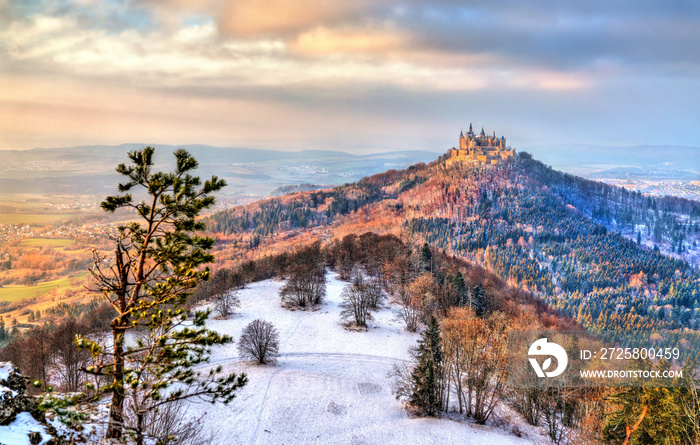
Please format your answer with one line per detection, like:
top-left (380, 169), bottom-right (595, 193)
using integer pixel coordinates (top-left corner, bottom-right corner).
top-left (1, 0), bottom-right (700, 153)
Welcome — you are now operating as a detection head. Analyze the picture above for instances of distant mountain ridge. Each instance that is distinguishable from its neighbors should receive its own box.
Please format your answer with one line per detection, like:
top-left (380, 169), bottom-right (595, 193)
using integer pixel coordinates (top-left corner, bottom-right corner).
top-left (522, 143), bottom-right (700, 179)
top-left (0, 144), bottom-right (442, 197)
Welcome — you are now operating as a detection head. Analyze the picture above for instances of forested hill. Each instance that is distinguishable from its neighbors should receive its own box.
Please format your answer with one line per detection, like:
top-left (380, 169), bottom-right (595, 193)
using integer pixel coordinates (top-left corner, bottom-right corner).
top-left (207, 151), bottom-right (700, 334)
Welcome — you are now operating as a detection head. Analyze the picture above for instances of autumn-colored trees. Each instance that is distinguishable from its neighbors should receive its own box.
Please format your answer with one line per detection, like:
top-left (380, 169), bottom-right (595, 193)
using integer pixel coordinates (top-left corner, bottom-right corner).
top-left (441, 308), bottom-right (509, 423)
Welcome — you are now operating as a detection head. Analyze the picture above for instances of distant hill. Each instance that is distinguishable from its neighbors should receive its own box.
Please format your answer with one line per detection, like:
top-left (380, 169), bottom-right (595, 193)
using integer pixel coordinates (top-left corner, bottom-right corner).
top-left (0, 144), bottom-right (441, 197)
top-left (522, 143), bottom-right (700, 179)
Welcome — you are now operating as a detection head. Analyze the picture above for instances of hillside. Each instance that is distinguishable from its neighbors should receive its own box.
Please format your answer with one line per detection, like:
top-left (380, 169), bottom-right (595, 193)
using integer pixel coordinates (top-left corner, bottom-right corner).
top-left (207, 152), bottom-right (700, 336)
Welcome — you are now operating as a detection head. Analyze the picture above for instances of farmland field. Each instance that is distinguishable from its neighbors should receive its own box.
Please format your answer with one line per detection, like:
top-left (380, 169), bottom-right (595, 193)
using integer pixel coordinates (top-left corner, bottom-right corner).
top-left (0, 272), bottom-right (88, 302)
top-left (0, 212), bottom-right (84, 225)
top-left (18, 238), bottom-right (73, 248)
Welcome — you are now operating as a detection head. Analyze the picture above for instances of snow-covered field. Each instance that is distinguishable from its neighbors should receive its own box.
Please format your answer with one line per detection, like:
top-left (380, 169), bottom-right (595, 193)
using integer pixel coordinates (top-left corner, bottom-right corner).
top-left (185, 273), bottom-right (539, 445)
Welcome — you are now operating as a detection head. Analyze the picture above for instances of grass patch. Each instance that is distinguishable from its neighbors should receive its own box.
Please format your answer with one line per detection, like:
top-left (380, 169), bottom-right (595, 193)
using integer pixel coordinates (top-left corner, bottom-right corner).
top-left (19, 238), bottom-right (73, 248)
top-left (0, 272), bottom-right (88, 302)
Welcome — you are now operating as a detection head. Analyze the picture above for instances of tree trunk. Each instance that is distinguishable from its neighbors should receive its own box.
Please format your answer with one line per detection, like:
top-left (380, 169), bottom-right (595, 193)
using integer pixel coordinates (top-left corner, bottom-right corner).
top-left (136, 410), bottom-right (145, 445)
top-left (106, 325), bottom-right (125, 439)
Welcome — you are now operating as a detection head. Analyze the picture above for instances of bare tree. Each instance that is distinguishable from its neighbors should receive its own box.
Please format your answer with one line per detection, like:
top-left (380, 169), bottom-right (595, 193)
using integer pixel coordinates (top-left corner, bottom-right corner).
top-left (389, 361), bottom-right (414, 403)
top-left (1, 325), bottom-right (53, 393)
top-left (238, 320), bottom-right (280, 364)
top-left (393, 291), bottom-right (421, 332)
top-left (340, 271), bottom-right (382, 327)
top-left (125, 387), bottom-right (216, 445)
top-left (215, 290), bottom-right (240, 318)
top-left (340, 285), bottom-right (369, 328)
top-left (51, 317), bottom-right (91, 392)
top-left (440, 308), bottom-right (509, 424)
top-left (364, 277), bottom-right (383, 309)
top-left (280, 264), bottom-right (326, 307)
top-left (194, 267), bottom-right (244, 317)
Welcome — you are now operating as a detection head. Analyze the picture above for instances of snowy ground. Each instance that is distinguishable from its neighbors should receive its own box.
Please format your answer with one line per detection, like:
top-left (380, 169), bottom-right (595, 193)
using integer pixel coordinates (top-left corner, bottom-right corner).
top-left (184, 272), bottom-right (541, 445)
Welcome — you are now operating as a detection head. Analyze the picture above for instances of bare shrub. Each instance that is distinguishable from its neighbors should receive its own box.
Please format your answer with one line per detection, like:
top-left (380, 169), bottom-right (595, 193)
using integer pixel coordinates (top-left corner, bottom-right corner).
top-left (238, 319), bottom-right (280, 364)
top-left (124, 396), bottom-right (215, 445)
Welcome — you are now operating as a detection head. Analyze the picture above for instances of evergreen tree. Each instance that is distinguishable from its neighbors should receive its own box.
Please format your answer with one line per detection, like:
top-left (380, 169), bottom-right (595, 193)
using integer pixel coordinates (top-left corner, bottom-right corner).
top-left (409, 315), bottom-right (444, 416)
top-left (472, 284), bottom-right (486, 316)
top-left (603, 361), bottom-right (700, 445)
top-left (419, 243), bottom-right (433, 272)
top-left (78, 147), bottom-right (247, 443)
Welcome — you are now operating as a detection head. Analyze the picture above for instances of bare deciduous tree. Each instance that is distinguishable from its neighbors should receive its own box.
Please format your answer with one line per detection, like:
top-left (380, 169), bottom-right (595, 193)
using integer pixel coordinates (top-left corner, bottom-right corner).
top-left (440, 308), bottom-right (509, 424)
top-left (238, 319), bottom-right (280, 364)
top-left (125, 393), bottom-right (215, 445)
top-left (280, 242), bottom-right (325, 308)
top-left (280, 264), bottom-right (325, 307)
top-left (51, 317), bottom-right (91, 392)
top-left (393, 291), bottom-right (421, 332)
top-left (215, 290), bottom-right (241, 318)
top-left (340, 271), bottom-right (382, 327)
top-left (365, 277), bottom-right (383, 309)
top-left (194, 267), bottom-right (244, 317)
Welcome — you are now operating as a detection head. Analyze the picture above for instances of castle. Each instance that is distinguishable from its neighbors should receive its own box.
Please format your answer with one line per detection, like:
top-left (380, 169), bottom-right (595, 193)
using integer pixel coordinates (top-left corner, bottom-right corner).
top-left (448, 123), bottom-right (515, 165)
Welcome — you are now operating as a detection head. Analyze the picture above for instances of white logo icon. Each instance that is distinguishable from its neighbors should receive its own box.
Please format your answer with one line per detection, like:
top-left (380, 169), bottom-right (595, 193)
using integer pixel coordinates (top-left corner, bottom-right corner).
top-left (528, 338), bottom-right (568, 378)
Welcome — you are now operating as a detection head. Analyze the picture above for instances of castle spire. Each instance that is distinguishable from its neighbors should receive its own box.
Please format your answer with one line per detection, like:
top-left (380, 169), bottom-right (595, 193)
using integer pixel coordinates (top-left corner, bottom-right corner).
top-left (480, 126), bottom-right (485, 137)
top-left (460, 130), bottom-right (464, 138)
top-left (469, 122), bottom-right (473, 133)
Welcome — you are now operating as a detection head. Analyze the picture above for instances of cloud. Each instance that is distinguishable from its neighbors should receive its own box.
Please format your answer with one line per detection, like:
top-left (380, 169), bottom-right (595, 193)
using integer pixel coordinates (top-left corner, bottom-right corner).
top-left (1, 0), bottom-right (700, 151)
top-left (289, 25), bottom-right (403, 55)
top-left (218, 0), bottom-right (374, 37)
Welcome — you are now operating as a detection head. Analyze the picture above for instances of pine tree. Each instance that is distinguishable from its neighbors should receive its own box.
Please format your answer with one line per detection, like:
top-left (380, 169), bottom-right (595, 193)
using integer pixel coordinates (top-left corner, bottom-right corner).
top-left (409, 315), bottom-right (444, 416)
top-left (472, 284), bottom-right (486, 315)
top-left (419, 243), bottom-right (433, 272)
top-left (78, 147), bottom-right (247, 443)
top-left (603, 361), bottom-right (700, 444)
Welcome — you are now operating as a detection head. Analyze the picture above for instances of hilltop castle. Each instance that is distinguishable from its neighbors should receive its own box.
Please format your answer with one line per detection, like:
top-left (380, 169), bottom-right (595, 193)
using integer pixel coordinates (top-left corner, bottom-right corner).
top-left (448, 123), bottom-right (515, 165)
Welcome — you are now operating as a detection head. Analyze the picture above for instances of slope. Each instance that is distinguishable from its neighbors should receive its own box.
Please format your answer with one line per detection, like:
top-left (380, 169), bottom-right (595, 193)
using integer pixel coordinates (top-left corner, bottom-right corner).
top-left (185, 272), bottom-right (540, 445)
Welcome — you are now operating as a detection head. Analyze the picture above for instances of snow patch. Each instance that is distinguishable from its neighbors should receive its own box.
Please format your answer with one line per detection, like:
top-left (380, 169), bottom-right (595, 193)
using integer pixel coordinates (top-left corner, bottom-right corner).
top-left (181, 272), bottom-right (538, 444)
top-left (0, 362), bottom-right (12, 382)
top-left (0, 412), bottom-right (51, 445)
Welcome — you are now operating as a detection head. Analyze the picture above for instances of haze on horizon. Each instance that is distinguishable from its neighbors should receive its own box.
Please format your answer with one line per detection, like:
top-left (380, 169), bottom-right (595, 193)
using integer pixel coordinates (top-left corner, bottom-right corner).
top-left (1, 0), bottom-right (699, 153)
